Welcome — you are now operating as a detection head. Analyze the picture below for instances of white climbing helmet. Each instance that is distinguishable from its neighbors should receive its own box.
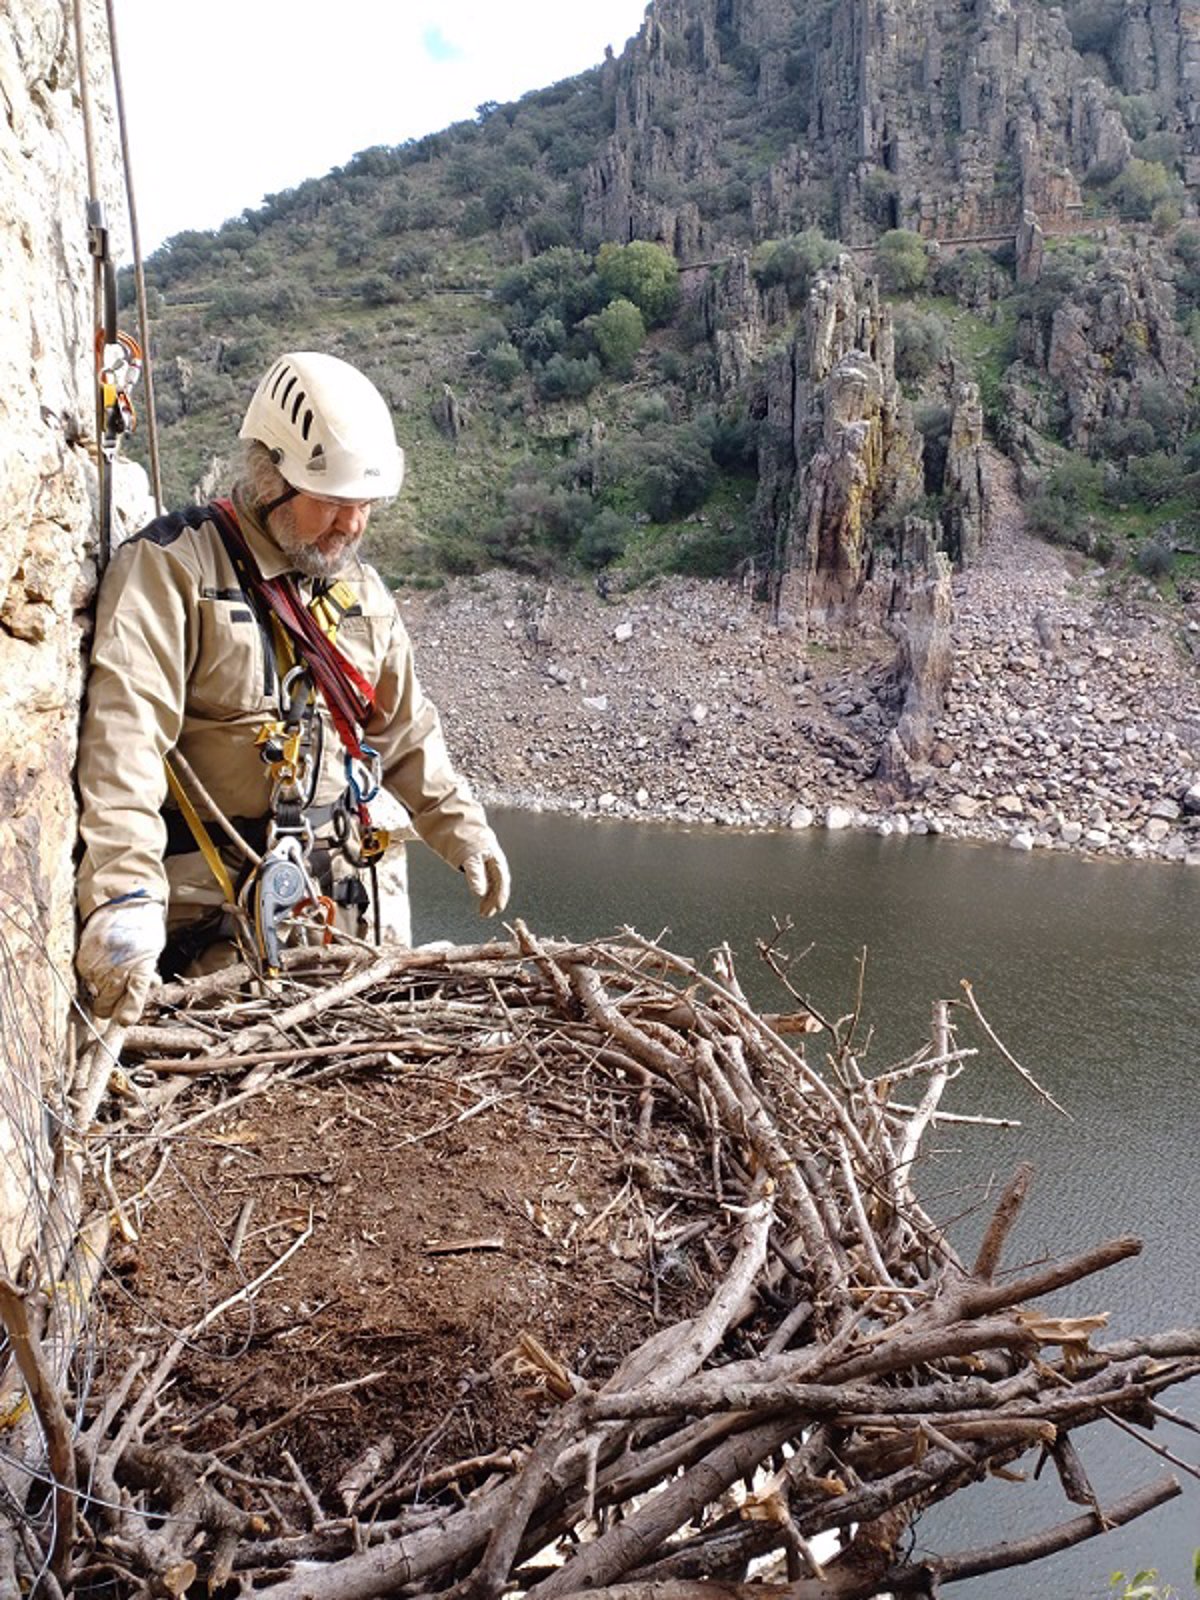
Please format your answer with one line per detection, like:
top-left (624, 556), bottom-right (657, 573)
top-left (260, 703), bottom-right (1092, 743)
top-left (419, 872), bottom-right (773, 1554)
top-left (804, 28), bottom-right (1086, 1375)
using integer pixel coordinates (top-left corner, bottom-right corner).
top-left (240, 352), bottom-right (406, 500)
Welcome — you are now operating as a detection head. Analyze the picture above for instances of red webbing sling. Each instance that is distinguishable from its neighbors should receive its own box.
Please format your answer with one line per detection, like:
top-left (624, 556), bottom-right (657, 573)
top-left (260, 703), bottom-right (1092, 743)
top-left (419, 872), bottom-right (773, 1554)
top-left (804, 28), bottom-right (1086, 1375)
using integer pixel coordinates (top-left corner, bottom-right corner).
top-left (209, 497), bottom-right (376, 762)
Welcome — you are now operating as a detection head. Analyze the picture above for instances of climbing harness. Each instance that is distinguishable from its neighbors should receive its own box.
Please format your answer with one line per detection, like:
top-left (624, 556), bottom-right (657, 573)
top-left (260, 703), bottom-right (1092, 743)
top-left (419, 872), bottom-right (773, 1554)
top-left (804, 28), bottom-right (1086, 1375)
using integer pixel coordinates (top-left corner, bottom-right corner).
top-left (163, 499), bottom-right (393, 975)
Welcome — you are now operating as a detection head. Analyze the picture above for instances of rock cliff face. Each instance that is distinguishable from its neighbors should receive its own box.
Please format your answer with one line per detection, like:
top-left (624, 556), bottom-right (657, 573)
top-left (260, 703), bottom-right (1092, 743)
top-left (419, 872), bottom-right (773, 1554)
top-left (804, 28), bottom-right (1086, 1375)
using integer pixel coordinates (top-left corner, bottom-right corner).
top-left (582, 0), bottom-right (1172, 253)
top-left (754, 258), bottom-right (923, 615)
top-left (0, 0), bottom-right (116, 1259)
top-left (1011, 230), bottom-right (1197, 455)
top-left (1113, 1), bottom-right (1200, 171)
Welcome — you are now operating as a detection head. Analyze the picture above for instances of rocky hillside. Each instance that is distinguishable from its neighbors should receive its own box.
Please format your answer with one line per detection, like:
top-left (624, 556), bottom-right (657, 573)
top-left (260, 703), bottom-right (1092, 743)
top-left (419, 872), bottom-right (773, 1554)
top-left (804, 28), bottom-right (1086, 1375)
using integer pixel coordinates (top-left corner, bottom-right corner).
top-left (125, 0), bottom-right (1200, 624)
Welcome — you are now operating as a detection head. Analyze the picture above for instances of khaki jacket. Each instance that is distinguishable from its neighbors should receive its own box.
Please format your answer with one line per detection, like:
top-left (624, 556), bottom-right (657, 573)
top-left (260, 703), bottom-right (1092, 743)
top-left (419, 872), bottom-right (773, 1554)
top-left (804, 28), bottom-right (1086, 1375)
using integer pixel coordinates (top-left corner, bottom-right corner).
top-left (78, 498), bottom-right (493, 920)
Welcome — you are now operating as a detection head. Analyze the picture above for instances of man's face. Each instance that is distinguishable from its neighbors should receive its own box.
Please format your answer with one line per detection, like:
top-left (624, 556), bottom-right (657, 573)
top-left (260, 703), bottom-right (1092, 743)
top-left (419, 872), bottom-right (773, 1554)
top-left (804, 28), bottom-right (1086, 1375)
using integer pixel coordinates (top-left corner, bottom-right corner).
top-left (270, 492), bottom-right (372, 579)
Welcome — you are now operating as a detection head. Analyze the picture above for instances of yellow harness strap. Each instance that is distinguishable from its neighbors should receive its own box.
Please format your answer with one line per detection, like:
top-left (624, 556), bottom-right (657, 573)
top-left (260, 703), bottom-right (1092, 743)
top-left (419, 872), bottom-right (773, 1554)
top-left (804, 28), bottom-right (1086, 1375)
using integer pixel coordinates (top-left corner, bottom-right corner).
top-left (164, 757), bottom-right (237, 905)
top-left (307, 580), bottom-right (357, 643)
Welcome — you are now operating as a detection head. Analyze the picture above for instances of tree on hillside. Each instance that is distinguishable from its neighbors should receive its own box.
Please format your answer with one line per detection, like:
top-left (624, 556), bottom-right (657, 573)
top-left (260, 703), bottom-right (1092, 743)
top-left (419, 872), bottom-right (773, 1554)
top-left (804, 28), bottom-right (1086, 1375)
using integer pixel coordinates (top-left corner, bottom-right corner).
top-left (876, 229), bottom-right (928, 292)
top-left (752, 228), bottom-right (841, 303)
top-left (591, 298), bottom-right (646, 373)
top-left (496, 247), bottom-right (600, 328)
top-left (596, 241), bottom-right (680, 325)
top-left (1110, 158), bottom-right (1179, 221)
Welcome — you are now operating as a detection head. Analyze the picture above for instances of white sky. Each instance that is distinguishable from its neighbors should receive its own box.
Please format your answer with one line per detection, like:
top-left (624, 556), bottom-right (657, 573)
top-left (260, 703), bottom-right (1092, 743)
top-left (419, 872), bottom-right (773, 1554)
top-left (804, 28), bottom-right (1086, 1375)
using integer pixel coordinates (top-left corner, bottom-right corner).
top-left (112, 0), bottom-right (651, 252)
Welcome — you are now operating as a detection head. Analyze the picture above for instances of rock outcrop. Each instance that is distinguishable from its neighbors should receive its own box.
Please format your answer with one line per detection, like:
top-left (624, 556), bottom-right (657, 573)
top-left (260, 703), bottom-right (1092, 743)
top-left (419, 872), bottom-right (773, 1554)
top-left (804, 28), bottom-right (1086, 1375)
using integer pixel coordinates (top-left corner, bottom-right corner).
top-left (0, 0), bottom-right (116, 1262)
top-left (943, 380), bottom-right (987, 565)
top-left (1018, 231), bottom-right (1197, 454)
top-left (583, 0), bottom-right (1171, 254)
top-left (755, 259), bottom-right (923, 615)
top-left (877, 554), bottom-right (955, 796)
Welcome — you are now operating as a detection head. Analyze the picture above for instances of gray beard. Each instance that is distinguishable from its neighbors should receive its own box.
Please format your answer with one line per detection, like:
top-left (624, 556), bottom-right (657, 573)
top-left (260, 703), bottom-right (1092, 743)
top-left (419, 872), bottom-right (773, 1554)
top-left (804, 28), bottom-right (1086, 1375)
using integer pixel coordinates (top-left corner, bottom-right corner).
top-left (269, 504), bottom-right (362, 579)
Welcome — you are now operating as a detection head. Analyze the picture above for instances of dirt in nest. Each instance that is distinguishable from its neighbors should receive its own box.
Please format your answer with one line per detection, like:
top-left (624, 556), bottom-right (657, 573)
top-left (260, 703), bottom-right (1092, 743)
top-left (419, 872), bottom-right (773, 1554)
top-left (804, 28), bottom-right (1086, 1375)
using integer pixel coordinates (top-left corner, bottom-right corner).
top-left (99, 1060), bottom-right (721, 1503)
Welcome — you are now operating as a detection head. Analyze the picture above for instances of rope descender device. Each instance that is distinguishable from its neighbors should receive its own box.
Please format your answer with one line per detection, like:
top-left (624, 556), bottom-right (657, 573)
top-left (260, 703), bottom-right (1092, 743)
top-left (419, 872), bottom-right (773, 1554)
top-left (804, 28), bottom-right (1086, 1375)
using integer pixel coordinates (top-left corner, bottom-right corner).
top-left (243, 833), bottom-right (332, 976)
top-left (95, 327), bottom-right (144, 453)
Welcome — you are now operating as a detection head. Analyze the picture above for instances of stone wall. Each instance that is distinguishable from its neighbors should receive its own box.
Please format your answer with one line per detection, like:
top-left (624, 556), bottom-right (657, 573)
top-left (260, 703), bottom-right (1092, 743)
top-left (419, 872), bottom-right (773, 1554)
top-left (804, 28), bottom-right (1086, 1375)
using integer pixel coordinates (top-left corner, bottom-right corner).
top-left (0, 0), bottom-right (118, 1265)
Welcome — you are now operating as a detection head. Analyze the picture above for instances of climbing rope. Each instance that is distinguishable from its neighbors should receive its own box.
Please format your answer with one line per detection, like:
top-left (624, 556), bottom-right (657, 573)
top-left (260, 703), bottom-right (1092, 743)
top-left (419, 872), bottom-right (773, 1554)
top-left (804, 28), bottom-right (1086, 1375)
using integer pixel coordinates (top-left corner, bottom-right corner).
top-left (70, 0), bottom-right (164, 570)
top-left (103, 0), bottom-right (163, 515)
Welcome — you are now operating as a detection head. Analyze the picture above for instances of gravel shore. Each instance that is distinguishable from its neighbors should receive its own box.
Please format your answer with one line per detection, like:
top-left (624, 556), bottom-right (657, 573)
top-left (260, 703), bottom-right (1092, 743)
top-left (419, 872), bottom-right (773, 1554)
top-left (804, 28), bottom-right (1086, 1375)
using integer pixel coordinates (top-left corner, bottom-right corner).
top-left (398, 512), bottom-right (1200, 867)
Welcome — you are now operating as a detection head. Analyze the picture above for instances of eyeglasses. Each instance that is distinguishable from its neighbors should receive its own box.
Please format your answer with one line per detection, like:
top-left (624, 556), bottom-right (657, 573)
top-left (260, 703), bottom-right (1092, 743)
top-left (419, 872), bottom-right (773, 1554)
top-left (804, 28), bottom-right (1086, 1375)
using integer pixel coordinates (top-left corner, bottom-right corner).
top-left (302, 491), bottom-right (379, 510)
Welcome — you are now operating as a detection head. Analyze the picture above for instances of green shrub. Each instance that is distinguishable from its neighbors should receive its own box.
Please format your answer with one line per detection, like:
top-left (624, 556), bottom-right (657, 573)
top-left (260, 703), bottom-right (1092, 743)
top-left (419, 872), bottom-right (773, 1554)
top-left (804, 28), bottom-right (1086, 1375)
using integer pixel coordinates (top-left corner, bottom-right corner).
top-left (1134, 131), bottom-right (1184, 174)
top-left (1137, 378), bottom-right (1190, 448)
top-left (594, 422), bottom-right (718, 523)
top-left (1135, 537), bottom-right (1176, 578)
top-left (633, 394), bottom-right (672, 427)
top-left (752, 228), bottom-right (841, 303)
top-left (1114, 93), bottom-right (1160, 143)
top-left (377, 197), bottom-right (411, 235)
top-left (876, 229), bottom-right (928, 292)
top-left (534, 353), bottom-right (601, 400)
top-left (578, 508), bottom-right (630, 569)
top-left (893, 308), bottom-right (948, 387)
top-left (524, 213), bottom-right (573, 254)
top-left (706, 410), bottom-right (760, 473)
top-left (483, 167), bottom-right (545, 227)
top-left (358, 273), bottom-right (402, 307)
top-left (1110, 159), bottom-right (1179, 221)
top-left (390, 243), bottom-right (435, 279)
top-left (1026, 454), bottom-right (1116, 557)
top-left (1093, 416), bottom-right (1158, 461)
top-left (668, 518), bottom-right (756, 578)
top-left (497, 247), bottom-right (601, 329)
top-left (591, 298), bottom-right (646, 373)
top-left (484, 341), bottom-right (524, 386)
top-left (458, 199), bottom-right (491, 238)
top-left (1120, 450), bottom-right (1188, 507)
top-left (596, 240), bottom-right (680, 325)
top-left (517, 312), bottom-right (567, 364)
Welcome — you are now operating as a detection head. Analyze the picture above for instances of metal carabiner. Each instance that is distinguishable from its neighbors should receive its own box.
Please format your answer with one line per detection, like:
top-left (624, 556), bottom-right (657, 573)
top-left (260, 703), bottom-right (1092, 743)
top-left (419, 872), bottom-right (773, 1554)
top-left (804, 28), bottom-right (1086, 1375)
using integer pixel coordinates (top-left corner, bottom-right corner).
top-left (281, 664), bottom-right (313, 727)
top-left (344, 744), bottom-right (382, 807)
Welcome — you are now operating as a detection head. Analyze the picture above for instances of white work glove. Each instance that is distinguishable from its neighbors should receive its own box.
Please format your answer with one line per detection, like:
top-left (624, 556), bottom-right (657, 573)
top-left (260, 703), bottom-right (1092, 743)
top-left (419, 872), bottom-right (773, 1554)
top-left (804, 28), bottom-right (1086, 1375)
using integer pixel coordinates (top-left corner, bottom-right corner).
top-left (76, 896), bottom-right (166, 1025)
top-left (461, 840), bottom-right (511, 918)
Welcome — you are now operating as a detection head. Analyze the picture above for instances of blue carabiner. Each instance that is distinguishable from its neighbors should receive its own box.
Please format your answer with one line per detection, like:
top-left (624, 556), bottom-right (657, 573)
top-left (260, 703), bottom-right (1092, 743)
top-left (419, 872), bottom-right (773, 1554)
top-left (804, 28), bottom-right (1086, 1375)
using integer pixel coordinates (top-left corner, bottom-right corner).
top-left (345, 745), bottom-right (381, 806)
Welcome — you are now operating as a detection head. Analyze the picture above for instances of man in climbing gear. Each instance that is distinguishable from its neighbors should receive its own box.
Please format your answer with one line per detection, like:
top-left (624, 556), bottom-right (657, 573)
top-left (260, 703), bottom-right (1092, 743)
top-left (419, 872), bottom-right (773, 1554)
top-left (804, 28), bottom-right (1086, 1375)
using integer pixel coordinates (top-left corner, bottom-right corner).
top-left (76, 351), bottom-right (510, 1024)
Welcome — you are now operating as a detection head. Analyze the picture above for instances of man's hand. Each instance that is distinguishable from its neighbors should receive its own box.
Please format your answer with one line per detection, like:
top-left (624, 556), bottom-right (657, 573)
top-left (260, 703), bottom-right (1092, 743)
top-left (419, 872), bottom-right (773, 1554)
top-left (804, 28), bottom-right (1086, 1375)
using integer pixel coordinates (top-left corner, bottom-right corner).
top-left (461, 841), bottom-right (511, 917)
top-left (76, 897), bottom-right (166, 1025)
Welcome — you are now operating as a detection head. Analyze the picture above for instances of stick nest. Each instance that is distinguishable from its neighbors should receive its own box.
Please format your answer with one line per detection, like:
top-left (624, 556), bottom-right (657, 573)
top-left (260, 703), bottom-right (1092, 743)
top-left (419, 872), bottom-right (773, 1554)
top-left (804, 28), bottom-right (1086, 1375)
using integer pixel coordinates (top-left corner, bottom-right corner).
top-left (3, 923), bottom-right (1197, 1600)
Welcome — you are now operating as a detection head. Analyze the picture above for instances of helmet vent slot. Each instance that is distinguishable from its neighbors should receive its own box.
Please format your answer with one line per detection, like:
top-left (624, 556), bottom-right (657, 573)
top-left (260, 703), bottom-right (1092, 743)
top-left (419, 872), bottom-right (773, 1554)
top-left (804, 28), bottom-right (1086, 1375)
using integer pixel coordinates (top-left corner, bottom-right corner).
top-left (269, 363), bottom-right (290, 400)
top-left (280, 375), bottom-right (298, 410)
top-left (291, 390), bottom-right (307, 425)
top-left (301, 408), bottom-right (314, 441)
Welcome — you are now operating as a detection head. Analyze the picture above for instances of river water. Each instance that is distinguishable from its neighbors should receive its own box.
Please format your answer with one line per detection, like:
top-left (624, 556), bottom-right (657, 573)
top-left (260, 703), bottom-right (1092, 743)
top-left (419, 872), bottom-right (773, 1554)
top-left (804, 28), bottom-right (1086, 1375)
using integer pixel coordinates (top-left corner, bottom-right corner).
top-left (410, 808), bottom-right (1200, 1598)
